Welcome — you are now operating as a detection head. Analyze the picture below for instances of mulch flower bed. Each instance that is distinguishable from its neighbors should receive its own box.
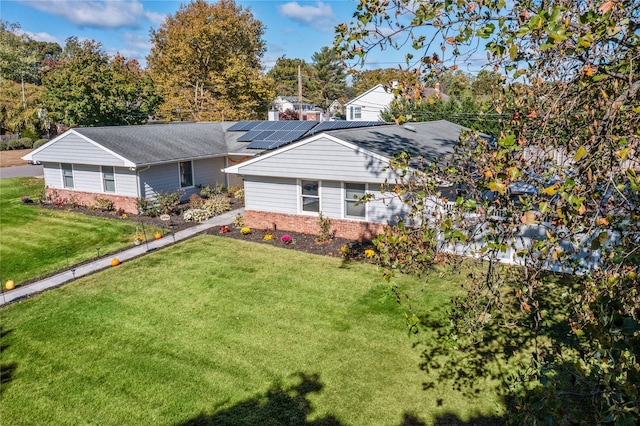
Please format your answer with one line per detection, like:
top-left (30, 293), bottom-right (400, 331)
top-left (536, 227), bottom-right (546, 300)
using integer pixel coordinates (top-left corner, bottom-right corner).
top-left (209, 225), bottom-right (376, 260)
top-left (39, 200), bottom-right (377, 260)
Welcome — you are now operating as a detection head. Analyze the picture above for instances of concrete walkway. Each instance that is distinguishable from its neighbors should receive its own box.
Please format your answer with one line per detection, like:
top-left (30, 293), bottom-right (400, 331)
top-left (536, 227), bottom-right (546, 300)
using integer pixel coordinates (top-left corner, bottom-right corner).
top-left (0, 208), bottom-right (244, 307)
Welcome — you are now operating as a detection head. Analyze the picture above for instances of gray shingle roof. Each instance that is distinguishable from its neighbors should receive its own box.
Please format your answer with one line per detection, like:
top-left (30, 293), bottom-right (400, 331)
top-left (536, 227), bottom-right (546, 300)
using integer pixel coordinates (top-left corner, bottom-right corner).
top-left (63, 120), bottom-right (466, 167)
top-left (74, 122), bottom-right (257, 166)
top-left (325, 120), bottom-right (466, 164)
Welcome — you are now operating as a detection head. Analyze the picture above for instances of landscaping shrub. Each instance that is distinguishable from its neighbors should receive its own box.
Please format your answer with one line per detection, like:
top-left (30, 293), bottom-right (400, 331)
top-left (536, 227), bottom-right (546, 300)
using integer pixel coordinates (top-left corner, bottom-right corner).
top-left (316, 212), bottom-right (334, 242)
top-left (227, 186), bottom-right (241, 197)
top-left (9, 138), bottom-right (33, 150)
top-left (33, 139), bottom-right (48, 149)
top-left (203, 195), bottom-right (231, 215)
top-left (136, 197), bottom-right (156, 216)
top-left (200, 183), bottom-right (226, 198)
top-left (233, 188), bottom-right (245, 201)
top-left (183, 208), bottom-right (212, 222)
top-left (233, 214), bottom-right (244, 228)
top-left (0, 141), bottom-right (7, 151)
top-left (156, 190), bottom-right (183, 214)
top-left (93, 197), bottom-right (114, 212)
top-left (189, 193), bottom-right (205, 208)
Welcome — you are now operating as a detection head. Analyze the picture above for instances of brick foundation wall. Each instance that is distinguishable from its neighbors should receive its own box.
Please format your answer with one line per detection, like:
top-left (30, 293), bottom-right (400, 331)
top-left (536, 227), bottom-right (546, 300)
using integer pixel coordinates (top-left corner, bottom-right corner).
top-left (46, 188), bottom-right (138, 213)
top-left (244, 210), bottom-right (386, 241)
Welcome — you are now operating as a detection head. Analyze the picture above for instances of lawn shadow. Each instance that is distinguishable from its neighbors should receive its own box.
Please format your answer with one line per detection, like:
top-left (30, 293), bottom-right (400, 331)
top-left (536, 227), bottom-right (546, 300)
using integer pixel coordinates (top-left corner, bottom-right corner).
top-left (415, 267), bottom-right (577, 413)
top-left (177, 373), bottom-right (342, 426)
top-left (0, 326), bottom-right (16, 395)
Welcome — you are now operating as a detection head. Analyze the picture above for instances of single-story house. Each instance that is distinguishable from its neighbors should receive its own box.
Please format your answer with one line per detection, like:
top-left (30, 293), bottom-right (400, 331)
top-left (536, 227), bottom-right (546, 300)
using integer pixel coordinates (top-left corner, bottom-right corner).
top-left (223, 120), bottom-right (465, 240)
top-left (22, 122), bottom-right (251, 212)
top-left (23, 119), bottom-right (465, 240)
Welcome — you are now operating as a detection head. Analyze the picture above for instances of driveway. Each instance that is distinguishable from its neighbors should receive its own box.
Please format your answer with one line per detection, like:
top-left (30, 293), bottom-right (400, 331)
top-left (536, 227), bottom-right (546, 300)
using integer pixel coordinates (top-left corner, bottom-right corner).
top-left (0, 165), bottom-right (44, 178)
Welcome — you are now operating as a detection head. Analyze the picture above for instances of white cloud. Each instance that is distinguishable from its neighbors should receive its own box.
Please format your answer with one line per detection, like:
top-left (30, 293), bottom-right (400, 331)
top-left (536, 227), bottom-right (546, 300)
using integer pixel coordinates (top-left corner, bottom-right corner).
top-left (122, 32), bottom-right (152, 50)
top-left (21, 0), bottom-right (160, 29)
top-left (21, 31), bottom-right (61, 44)
top-left (105, 46), bottom-right (147, 66)
top-left (278, 2), bottom-right (337, 32)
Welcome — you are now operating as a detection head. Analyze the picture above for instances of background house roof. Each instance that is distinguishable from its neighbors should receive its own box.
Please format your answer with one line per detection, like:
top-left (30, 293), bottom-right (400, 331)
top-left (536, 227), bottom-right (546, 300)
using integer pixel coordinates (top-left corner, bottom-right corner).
top-left (73, 122), bottom-right (257, 165)
top-left (324, 120), bottom-right (466, 164)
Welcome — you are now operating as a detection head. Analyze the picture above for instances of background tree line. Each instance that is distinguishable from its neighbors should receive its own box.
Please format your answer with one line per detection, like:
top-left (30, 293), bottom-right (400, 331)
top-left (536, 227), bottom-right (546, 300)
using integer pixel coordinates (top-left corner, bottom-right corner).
top-left (1, 0), bottom-right (508, 141)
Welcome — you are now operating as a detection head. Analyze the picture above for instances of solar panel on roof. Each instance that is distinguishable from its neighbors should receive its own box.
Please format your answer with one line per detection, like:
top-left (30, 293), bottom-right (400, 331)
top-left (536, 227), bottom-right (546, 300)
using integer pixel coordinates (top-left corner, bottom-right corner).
top-left (246, 140), bottom-right (276, 149)
top-left (305, 120), bottom-right (387, 136)
top-left (228, 121), bottom-right (261, 131)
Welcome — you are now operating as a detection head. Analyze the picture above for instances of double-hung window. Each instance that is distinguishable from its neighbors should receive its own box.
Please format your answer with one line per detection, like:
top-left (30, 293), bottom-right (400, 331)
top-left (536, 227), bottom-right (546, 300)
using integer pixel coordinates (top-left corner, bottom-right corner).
top-left (301, 180), bottom-right (320, 213)
top-left (345, 183), bottom-right (366, 218)
top-left (62, 163), bottom-right (74, 188)
top-left (350, 106), bottom-right (362, 120)
top-left (179, 161), bottom-right (193, 188)
top-left (102, 166), bottom-right (115, 192)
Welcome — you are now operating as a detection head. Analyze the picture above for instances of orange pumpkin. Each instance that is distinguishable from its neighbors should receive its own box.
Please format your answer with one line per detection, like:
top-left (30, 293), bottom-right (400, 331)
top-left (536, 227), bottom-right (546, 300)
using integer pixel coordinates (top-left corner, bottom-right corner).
top-left (111, 258), bottom-right (121, 266)
top-left (154, 232), bottom-right (162, 239)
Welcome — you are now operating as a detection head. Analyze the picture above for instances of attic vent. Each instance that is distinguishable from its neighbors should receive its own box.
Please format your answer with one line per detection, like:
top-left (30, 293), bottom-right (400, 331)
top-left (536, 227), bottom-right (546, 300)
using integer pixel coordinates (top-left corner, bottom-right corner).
top-left (403, 125), bottom-right (416, 132)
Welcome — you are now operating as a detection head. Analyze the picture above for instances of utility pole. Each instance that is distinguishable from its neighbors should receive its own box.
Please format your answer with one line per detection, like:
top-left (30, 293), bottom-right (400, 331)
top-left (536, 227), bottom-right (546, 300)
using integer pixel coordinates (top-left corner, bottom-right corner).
top-left (298, 64), bottom-right (302, 121)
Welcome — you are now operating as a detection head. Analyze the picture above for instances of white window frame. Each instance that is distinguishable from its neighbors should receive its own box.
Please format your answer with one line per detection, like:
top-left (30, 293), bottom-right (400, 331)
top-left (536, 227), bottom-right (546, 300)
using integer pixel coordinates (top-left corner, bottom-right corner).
top-left (179, 161), bottom-right (194, 189)
top-left (350, 106), bottom-right (362, 120)
top-left (343, 182), bottom-right (367, 220)
top-left (299, 179), bottom-right (321, 215)
top-left (61, 163), bottom-right (74, 189)
top-left (102, 166), bottom-right (116, 193)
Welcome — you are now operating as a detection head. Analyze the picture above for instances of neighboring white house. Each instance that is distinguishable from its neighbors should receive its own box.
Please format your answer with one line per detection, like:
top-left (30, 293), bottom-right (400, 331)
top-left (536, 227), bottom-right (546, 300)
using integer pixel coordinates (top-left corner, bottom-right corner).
top-left (344, 84), bottom-right (395, 121)
top-left (272, 96), bottom-right (316, 114)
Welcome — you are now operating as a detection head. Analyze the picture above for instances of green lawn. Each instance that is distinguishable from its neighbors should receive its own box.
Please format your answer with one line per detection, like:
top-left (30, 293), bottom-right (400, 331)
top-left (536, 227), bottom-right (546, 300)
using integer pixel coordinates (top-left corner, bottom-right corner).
top-left (0, 236), bottom-right (506, 425)
top-left (0, 177), bottom-right (159, 286)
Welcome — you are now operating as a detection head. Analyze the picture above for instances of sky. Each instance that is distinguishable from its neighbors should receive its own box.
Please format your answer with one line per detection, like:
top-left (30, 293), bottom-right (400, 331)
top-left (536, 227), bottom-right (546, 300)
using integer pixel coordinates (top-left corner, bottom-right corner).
top-left (1, 0), bottom-right (418, 71)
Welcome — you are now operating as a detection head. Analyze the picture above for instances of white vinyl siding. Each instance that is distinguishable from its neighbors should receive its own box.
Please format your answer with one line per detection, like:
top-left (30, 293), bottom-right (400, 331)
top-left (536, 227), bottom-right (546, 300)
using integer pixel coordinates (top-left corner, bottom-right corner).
top-left (62, 163), bottom-right (74, 188)
top-left (320, 181), bottom-right (341, 217)
top-left (194, 157), bottom-right (226, 189)
top-left (34, 133), bottom-right (126, 166)
top-left (102, 166), bottom-right (115, 192)
top-left (234, 137), bottom-right (395, 184)
top-left (367, 186), bottom-right (410, 224)
top-left (43, 163), bottom-right (62, 187)
top-left (139, 163), bottom-right (180, 200)
top-left (114, 168), bottom-right (138, 197)
top-left (244, 176), bottom-right (297, 214)
top-left (72, 164), bottom-right (102, 192)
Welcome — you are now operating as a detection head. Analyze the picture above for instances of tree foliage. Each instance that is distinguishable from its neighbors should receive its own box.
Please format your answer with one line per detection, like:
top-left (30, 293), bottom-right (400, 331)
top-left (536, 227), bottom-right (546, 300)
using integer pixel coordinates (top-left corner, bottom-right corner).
top-left (42, 38), bottom-right (158, 127)
top-left (147, 0), bottom-right (272, 121)
top-left (350, 67), bottom-right (412, 97)
top-left (267, 57), bottom-right (314, 98)
top-left (0, 80), bottom-right (45, 134)
top-left (307, 46), bottom-right (348, 112)
top-left (337, 0), bottom-right (640, 423)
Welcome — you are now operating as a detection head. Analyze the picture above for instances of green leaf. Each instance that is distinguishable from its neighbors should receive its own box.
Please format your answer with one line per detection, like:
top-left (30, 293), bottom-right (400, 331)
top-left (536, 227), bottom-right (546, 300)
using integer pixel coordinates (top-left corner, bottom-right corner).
top-left (574, 145), bottom-right (588, 162)
top-left (488, 181), bottom-right (507, 195)
top-left (498, 133), bottom-right (516, 148)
